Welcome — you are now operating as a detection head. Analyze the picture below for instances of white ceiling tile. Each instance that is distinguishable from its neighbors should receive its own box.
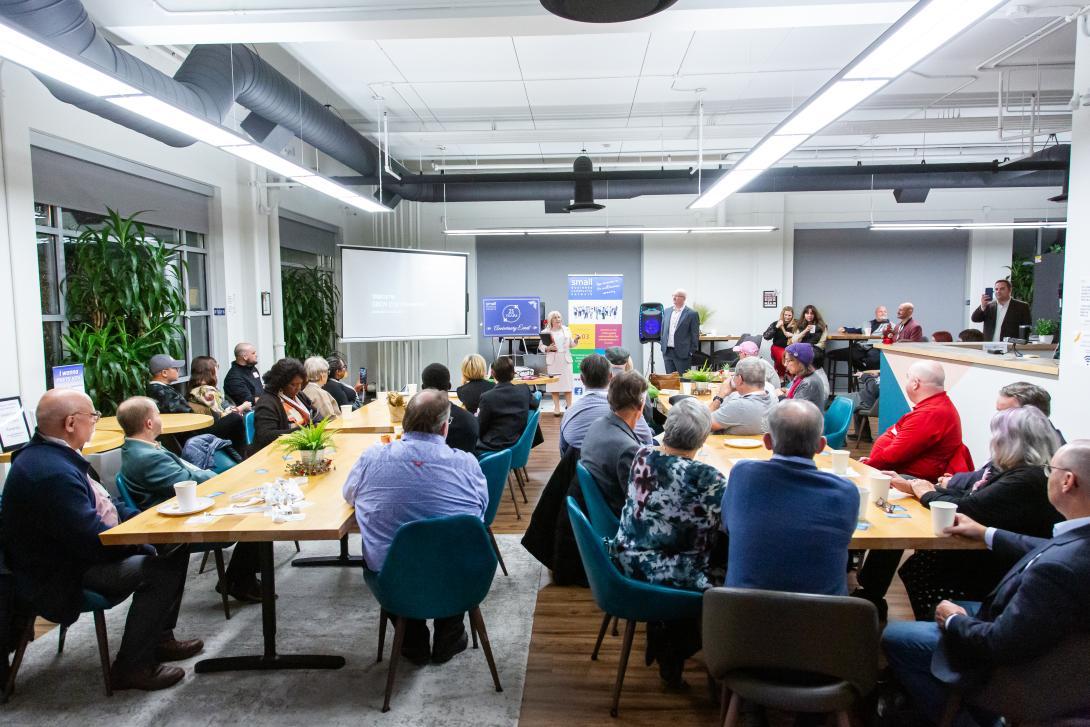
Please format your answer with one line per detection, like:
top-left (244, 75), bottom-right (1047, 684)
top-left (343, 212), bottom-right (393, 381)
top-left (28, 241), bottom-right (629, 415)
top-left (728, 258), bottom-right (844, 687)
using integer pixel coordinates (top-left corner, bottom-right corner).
top-left (376, 37), bottom-right (521, 82)
top-left (513, 32), bottom-right (650, 80)
top-left (526, 77), bottom-right (639, 107)
top-left (411, 81), bottom-right (530, 112)
top-left (642, 31), bottom-right (700, 76)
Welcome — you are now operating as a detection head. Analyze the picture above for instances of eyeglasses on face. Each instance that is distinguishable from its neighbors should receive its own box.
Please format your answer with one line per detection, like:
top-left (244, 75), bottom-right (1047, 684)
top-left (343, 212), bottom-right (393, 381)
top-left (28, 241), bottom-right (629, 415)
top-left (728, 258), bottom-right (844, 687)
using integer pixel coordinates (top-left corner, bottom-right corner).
top-left (71, 410), bottom-right (102, 422)
top-left (1043, 464), bottom-right (1072, 477)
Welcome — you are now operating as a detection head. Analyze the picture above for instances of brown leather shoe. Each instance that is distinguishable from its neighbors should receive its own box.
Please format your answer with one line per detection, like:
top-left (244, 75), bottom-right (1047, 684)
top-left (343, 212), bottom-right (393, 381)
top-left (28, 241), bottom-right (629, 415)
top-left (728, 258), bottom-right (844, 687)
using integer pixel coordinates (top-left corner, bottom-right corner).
top-left (111, 663), bottom-right (185, 691)
top-left (156, 637), bottom-right (204, 662)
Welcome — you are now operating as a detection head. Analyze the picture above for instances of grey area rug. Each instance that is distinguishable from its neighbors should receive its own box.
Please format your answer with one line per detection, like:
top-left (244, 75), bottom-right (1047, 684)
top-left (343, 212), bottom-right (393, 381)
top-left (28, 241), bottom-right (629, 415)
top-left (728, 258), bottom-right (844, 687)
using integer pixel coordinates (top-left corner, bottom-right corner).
top-left (4, 534), bottom-right (542, 726)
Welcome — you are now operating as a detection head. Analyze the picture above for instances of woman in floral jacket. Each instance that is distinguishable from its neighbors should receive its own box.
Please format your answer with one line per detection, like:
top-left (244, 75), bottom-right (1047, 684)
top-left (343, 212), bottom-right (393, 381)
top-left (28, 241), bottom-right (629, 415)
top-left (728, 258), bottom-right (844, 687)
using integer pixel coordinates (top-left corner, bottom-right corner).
top-left (612, 398), bottom-right (727, 687)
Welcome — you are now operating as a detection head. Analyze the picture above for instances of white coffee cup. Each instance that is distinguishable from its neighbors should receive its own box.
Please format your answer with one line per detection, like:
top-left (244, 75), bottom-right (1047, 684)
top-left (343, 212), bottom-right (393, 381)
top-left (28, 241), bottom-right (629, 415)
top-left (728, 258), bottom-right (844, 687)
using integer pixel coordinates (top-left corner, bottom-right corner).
top-left (173, 480), bottom-right (198, 511)
top-left (857, 488), bottom-right (869, 521)
top-left (340, 404), bottom-right (353, 418)
top-left (830, 449), bottom-right (850, 475)
top-left (869, 473), bottom-right (892, 504)
top-left (681, 382), bottom-right (693, 395)
top-left (930, 501), bottom-right (958, 536)
top-left (406, 383), bottom-right (418, 395)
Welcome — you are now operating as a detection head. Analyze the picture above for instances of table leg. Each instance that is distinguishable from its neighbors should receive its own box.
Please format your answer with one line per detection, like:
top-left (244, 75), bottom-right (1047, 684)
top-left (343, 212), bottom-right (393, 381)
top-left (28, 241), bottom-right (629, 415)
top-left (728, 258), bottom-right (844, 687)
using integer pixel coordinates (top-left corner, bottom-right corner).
top-left (195, 541), bottom-right (346, 673)
top-left (848, 341), bottom-right (858, 393)
top-left (290, 534), bottom-right (363, 568)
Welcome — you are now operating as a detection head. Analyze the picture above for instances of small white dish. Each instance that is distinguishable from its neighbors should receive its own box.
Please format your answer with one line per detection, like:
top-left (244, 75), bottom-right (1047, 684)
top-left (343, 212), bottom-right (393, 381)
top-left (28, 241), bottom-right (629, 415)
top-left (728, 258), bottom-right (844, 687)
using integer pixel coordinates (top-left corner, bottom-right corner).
top-left (819, 468), bottom-right (860, 478)
top-left (723, 438), bottom-right (762, 449)
top-left (157, 497), bottom-right (215, 517)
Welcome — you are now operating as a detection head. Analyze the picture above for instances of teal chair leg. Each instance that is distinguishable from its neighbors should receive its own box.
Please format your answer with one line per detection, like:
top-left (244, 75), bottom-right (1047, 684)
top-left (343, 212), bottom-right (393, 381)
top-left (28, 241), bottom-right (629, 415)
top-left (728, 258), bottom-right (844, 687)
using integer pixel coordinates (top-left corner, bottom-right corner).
top-left (592, 613), bottom-right (611, 660)
top-left (611, 619), bottom-right (638, 718)
top-left (506, 473), bottom-right (522, 520)
top-left (487, 527), bottom-right (509, 577)
top-left (469, 607), bottom-right (502, 693)
top-left (4, 617), bottom-right (36, 701)
top-left (514, 468), bottom-right (528, 503)
top-left (382, 615), bottom-right (408, 712)
top-left (56, 624), bottom-right (67, 654)
top-left (93, 610), bottom-right (113, 697)
top-left (376, 609), bottom-right (389, 663)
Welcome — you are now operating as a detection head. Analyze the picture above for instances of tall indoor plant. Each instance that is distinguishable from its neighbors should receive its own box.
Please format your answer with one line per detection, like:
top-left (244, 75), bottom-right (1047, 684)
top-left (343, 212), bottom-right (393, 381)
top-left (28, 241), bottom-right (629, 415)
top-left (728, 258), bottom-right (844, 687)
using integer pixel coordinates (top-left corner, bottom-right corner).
top-left (281, 265), bottom-right (341, 360)
top-left (62, 208), bottom-right (187, 413)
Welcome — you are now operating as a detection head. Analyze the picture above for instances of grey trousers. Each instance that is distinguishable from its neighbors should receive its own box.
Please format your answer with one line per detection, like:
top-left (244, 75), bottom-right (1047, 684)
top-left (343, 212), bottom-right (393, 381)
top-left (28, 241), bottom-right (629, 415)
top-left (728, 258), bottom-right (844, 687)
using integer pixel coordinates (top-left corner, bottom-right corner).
top-left (81, 547), bottom-right (189, 669)
top-left (663, 348), bottom-right (690, 374)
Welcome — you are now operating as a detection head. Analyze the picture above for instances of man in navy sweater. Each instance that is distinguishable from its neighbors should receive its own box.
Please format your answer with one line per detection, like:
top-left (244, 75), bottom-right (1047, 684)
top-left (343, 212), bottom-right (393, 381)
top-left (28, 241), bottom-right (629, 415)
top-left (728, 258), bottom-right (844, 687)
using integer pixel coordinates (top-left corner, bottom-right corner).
top-left (0, 389), bottom-right (202, 691)
top-left (721, 399), bottom-right (859, 595)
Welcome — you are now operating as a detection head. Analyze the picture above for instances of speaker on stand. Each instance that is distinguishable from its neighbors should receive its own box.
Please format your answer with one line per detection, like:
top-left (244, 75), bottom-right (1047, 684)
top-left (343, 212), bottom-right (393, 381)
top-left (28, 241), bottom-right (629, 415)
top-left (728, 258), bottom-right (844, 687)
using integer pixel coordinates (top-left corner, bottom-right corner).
top-left (639, 303), bottom-right (665, 374)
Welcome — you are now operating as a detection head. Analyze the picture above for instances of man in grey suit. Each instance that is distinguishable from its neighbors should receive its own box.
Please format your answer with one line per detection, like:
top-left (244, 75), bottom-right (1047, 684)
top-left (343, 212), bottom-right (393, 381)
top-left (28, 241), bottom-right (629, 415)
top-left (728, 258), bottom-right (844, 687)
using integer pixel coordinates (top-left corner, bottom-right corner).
top-left (660, 288), bottom-right (700, 374)
top-left (579, 371), bottom-right (649, 515)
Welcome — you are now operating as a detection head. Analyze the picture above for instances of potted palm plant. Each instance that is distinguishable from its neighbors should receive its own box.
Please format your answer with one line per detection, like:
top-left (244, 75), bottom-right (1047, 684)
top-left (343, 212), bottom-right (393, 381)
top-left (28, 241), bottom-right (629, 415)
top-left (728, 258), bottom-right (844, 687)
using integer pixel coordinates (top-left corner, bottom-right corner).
top-left (692, 303), bottom-right (716, 336)
top-left (279, 419), bottom-right (335, 466)
top-left (1034, 318), bottom-right (1058, 344)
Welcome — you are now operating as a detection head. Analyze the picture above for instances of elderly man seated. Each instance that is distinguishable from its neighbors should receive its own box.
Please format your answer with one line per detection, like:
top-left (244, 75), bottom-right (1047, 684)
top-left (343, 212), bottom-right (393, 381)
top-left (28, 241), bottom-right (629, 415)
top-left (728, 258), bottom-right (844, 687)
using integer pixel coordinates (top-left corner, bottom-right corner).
top-left (708, 357), bottom-right (774, 435)
top-left (0, 390), bottom-right (201, 691)
top-left (580, 371), bottom-right (650, 515)
top-left (343, 389), bottom-right (488, 665)
top-left (559, 353), bottom-right (653, 455)
top-left (117, 396), bottom-right (262, 604)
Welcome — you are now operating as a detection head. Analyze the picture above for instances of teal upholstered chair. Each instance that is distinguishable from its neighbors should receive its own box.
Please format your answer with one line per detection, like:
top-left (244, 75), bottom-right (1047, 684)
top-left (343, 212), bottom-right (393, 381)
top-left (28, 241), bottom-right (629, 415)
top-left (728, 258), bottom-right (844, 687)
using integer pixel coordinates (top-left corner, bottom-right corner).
top-left (244, 410), bottom-right (255, 446)
top-left (363, 515), bottom-right (502, 712)
top-left (479, 449), bottom-right (513, 576)
top-left (507, 408), bottom-right (540, 516)
top-left (823, 396), bottom-right (853, 450)
top-left (567, 497), bottom-right (703, 717)
top-left (4, 589), bottom-right (126, 699)
top-left (576, 462), bottom-right (619, 539)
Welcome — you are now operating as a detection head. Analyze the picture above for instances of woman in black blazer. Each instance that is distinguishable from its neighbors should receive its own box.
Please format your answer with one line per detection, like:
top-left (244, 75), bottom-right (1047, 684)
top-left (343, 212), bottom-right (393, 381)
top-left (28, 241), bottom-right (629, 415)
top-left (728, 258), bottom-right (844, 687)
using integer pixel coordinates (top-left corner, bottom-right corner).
top-left (456, 353), bottom-right (495, 414)
top-left (891, 406), bottom-right (1062, 619)
top-left (249, 358), bottom-right (315, 455)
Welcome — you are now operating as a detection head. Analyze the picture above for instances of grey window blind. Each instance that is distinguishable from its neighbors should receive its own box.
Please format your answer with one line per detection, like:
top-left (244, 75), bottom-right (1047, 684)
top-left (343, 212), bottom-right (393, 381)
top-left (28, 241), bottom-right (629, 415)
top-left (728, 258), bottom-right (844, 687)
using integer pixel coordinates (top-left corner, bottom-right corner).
top-left (279, 215), bottom-right (337, 257)
top-left (31, 146), bottom-right (211, 233)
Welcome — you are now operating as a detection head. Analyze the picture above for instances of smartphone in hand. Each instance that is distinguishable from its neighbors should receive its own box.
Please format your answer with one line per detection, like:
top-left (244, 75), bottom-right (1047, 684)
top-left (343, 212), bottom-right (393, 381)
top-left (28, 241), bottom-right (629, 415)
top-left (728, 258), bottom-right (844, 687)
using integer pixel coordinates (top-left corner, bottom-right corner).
top-left (359, 367), bottom-right (367, 385)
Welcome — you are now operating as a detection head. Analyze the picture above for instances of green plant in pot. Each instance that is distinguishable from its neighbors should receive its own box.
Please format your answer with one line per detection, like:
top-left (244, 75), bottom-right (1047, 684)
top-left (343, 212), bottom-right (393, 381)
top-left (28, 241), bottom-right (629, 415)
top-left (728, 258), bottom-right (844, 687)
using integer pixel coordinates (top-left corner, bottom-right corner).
top-left (692, 303), bottom-right (715, 335)
top-left (1034, 318), bottom-right (1058, 344)
top-left (685, 364), bottom-right (720, 393)
top-left (279, 419), bottom-right (335, 465)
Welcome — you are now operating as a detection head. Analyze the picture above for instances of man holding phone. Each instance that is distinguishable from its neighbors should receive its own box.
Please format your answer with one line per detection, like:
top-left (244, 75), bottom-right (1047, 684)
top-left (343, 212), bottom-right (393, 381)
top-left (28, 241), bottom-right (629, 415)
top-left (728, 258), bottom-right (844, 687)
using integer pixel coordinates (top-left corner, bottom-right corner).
top-left (971, 278), bottom-right (1032, 342)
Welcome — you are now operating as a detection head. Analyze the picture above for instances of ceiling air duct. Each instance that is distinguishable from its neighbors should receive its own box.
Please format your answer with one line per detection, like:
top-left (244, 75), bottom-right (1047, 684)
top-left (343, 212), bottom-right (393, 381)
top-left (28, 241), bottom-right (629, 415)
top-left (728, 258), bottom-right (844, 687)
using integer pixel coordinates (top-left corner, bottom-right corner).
top-left (539, 0), bottom-right (678, 23)
top-left (566, 155), bottom-right (605, 212)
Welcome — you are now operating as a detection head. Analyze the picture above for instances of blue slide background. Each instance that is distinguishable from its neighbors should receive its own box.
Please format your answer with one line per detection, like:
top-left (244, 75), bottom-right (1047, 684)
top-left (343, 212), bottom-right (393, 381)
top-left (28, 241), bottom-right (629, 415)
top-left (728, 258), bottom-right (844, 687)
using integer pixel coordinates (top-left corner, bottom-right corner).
top-left (482, 297), bottom-right (541, 336)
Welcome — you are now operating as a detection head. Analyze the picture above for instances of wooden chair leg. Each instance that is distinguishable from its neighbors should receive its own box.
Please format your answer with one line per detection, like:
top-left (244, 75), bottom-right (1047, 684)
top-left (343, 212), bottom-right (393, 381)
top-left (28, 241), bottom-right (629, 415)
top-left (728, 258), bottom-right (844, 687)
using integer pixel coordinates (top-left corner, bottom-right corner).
top-left (507, 473), bottom-right (522, 520)
top-left (56, 624), bottom-right (68, 654)
top-left (198, 550), bottom-right (211, 574)
top-left (610, 619), bottom-right (637, 718)
top-left (4, 616), bottom-right (35, 700)
top-left (611, 615), bottom-right (619, 636)
top-left (469, 607), bottom-right (502, 693)
top-left (514, 468), bottom-right (529, 503)
top-left (591, 612), bottom-right (611, 660)
top-left (382, 616), bottom-right (406, 712)
top-left (376, 609), bottom-right (388, 663)
top-left (724, 691), bottom-right (741, 727)
top-left (487, 527), bottom-right (509, 576)
top-left (471, 619), bottom-right (479, 649)
top-left (93, 610), bottom-right (113, 697)
top-left (518, 467), bottom-right (530, 502)
top-left (213, 548), bottom-right (231, 620)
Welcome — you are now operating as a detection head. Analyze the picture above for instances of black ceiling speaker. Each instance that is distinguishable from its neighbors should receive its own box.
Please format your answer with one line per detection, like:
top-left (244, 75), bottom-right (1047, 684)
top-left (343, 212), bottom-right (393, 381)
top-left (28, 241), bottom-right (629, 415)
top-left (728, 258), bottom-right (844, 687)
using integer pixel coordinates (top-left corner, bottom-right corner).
top-left (566, 155), bottom-right (605, 212)
top-left (540, 0), bottom-right (679, 23)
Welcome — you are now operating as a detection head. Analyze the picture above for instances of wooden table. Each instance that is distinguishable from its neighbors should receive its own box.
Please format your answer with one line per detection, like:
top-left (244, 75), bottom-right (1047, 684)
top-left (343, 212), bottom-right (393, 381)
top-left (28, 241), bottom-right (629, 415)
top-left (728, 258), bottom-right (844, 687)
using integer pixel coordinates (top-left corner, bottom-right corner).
top-left (100, 432), bottom-right (383, 673)
top-left (514, 376), bottom-right (559, 386)
top-left (0, 428), bottom-right (126, 463)
top-left (328, 400), bottom-right (397, 434)
top-left (697, 436), bottom-right (981, 550)
top-left (825, 333), bottom-right (883, 392)
top-left (97, 412), bottom-right (212, 434)
top-left (698, 334), bottom-right (742, 355)
top-left (654, 389), bottom-right (713, 415)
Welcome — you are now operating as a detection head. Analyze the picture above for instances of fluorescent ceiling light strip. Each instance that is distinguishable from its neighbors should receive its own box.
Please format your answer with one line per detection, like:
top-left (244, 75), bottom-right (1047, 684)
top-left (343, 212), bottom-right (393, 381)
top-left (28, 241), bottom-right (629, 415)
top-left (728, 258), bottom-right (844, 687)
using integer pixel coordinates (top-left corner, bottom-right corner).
top-left (341, 194), bottom-right (392, 214)
top-left (0, 22), bottom-right (140, 97)
top-left (735, 135), bottom-right (811, 171)
top-left (290, 174), bottom-right (357, 199)
top-left (870, 222), bottom-right (1067, 230)
top-left (220, 144), bottom-right (314, 178)
top-left (443, 225), bottom-right (777, 235)
top-left (105, 95), bottom-right (246, 147)
top-left (779, 80), bottom-right (888, 135)
top-left (690, 168), bottom-right (765, 210)
top-left (846, 0), bottom-right (1006, 80)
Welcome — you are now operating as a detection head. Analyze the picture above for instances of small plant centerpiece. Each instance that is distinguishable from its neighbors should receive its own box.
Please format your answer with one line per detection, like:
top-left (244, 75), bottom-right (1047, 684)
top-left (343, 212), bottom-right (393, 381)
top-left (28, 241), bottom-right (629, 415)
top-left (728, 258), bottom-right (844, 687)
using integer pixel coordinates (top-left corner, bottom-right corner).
top-left (1034, 318), bottom-right (1058, 344)
top-left (386, 391), bottom-right (407, 423)
top-left (692, 303), bottom-right (716, 336)
top-left (280, 419), bottom-right (335, 468)
top-left (684, 363), bottom-right (721, 393)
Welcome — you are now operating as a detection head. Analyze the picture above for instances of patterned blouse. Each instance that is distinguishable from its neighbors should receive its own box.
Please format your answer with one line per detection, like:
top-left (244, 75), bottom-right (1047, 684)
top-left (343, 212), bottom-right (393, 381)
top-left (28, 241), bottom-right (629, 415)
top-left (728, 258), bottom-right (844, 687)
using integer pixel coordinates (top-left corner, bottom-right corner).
top-left (611, 446), bottom-right (729, 591)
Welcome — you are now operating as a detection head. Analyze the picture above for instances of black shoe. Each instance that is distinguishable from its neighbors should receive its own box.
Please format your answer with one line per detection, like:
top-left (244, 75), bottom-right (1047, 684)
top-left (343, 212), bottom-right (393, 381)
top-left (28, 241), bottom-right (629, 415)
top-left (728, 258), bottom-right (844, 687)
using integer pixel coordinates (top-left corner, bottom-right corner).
top-left (216, 579), bottom-right (270, 604)
top-left (431, 631), bottom-right (469, 664)
top-left (850, 588), bottom-right (888, 620)
top-left (400, 620), bottom-right (431, 666)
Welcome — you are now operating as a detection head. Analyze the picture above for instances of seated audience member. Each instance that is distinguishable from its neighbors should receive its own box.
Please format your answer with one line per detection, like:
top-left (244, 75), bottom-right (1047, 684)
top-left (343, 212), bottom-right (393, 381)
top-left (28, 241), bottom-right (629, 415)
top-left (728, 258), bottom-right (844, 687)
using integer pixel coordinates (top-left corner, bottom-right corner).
top-left (324, 354), bottom-right (363, 409)
top-left (476, 356), bottom-right (539, 454)
top-left (731, 340), bottom-right (779, 392)
top-left (421, 362), bottom-right (478, 454)
top-left (854, 360), bottom-right (969, 615)
top-left (886, 302), bottom-right (924, 343)
top-left (580, 371), bottom-right (649, 515)
top-left (611, 399), bottom-right (728, 687)
top-left (708, 357), bottom-right (774, 434)
top-left (958, 328), bottom-right (985, 342)
top-left (722, 400), bottom-right (858, 594)
top-left (186, 355), bottom-right (250, 454)
top-left (603, 345), bottom-right (661, 435)
top-left (763, 306), bottom-right (798, 380)
top-left (830, 305), bottom-right (890, 370)
top-left (790, 304), bottom-right (828, 368)
top-left (223, 341), bottom-right (263, 407)
top-left (881, 440), bottom-right (1090, 726)
top-left (342, 389), bottom-right (488, 665)
top-left (302, 355), bottom-right (340, 421)
top-left (250, 358), bottom-right (313, 453)
top-left (0, 389), bottom-right (201, 691)
top-left (147, 354), bottom-right (246, 447)
top-left (971, 277), bottom-right (1033, 342)
top-left (888, 406), bottom-right (1062, 620)
top-left (559, 353), bottom-right (653, 455)
top-left (116, 397), bottom-right (263, 603)
top-left (779, 343), bottom-right (829, 411)
top-left (456, 353), bottom-right (495, 415)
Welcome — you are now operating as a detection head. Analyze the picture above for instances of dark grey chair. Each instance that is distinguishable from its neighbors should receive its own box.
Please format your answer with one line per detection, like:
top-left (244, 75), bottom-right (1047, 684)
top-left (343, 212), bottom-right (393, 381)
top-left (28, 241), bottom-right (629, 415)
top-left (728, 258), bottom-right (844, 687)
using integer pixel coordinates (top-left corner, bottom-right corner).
top-left (703, 587), bottom-right (879, 727)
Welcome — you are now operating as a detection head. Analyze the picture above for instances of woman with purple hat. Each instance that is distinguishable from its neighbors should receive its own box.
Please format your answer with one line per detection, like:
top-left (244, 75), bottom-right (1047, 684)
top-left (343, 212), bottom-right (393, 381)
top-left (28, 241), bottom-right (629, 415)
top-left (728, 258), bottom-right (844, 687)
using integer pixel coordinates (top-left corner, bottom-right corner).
top-left (780, 342), bottom-right (829, 411)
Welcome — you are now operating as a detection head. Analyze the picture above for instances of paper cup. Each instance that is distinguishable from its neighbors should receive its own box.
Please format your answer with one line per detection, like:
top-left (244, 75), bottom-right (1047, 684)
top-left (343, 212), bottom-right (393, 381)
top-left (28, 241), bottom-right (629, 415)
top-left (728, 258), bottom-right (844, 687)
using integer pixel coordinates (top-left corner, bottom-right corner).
top-left (830, 449), bottom-right (850, 475)
top-left (681, 382), bottom-right (693, 395)
top-left (857, 488), bottom-right (869, 521)
top-left (173, 480), bottom-right (198, 511)
top-left (340, 404), bottom-right (353, 418)
top-left (406, 383), bottom-right (418, 395)
top-left (868, 473), bottom-right (891, 504)
top-left (930, 501), bottom-right (958, 536)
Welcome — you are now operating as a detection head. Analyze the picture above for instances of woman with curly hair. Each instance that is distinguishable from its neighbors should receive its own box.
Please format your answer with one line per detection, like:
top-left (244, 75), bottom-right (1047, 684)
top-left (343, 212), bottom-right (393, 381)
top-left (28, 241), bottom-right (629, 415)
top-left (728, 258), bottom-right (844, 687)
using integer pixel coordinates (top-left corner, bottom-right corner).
top-left (249, 357), bottom-right (315, 453)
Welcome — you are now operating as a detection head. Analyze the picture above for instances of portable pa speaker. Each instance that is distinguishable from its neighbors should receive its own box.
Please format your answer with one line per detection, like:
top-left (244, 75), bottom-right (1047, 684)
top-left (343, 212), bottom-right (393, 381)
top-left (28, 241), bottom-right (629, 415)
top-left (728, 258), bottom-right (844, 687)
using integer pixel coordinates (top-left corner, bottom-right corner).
top-left (639, 303), bottom-right (665, 343)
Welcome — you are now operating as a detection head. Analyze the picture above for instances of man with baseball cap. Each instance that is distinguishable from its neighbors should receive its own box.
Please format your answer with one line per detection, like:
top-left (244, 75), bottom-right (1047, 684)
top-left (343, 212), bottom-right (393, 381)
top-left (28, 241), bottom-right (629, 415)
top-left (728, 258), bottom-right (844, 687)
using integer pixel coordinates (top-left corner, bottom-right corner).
top-left (732, 340), bottom-right (780, 392)
top-left (146, 354), bottom-right (190, 414)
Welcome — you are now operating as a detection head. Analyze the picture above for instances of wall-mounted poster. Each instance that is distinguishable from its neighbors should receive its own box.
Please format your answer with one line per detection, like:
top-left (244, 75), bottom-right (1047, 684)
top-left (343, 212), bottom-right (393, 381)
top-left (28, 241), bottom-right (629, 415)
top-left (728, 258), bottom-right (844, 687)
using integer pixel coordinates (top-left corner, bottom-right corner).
top-left (567, 274), bottom-right (623, 374)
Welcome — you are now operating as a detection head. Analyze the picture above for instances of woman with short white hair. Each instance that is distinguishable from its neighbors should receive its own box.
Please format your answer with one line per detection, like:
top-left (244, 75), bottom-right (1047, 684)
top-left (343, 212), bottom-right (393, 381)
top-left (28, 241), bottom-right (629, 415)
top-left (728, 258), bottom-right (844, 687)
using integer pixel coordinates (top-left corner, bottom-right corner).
top-left (539, 310), bottom-right (574, 416)
top-left (302, 355), bottom-right (340, 421)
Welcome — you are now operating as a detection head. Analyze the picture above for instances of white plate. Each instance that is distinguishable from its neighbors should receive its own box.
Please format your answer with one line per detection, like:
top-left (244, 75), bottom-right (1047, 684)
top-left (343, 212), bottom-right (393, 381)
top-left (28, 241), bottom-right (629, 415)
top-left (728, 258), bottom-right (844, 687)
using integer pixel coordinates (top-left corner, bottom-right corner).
top-left (819, 468), bottom-right (860, 478)
top-left (723, 438), bottom-right (763, 449)
top-left (157, 497), bottom-right (215, 517)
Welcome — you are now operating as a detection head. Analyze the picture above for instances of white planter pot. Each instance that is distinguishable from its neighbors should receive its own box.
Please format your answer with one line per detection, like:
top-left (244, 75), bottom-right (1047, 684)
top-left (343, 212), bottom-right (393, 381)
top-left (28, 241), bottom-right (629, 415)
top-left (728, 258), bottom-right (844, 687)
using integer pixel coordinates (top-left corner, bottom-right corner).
top-left (1037, 334), bottom-right (1054, 344)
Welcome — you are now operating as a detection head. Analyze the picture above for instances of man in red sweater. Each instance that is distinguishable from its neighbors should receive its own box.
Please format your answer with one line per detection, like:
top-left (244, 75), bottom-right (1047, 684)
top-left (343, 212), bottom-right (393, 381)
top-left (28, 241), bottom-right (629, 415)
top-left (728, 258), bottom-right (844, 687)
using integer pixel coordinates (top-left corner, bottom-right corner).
top-left (861, 360), bottom-right (967, 480)
top-left (854, 360), bottom-right (971, 617)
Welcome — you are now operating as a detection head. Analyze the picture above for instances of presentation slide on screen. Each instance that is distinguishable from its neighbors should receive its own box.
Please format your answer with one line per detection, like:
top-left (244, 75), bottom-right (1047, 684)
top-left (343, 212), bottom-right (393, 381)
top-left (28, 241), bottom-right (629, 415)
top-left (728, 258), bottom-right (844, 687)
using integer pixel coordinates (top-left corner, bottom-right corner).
top-left (341, 247), bottom-right (468, 341)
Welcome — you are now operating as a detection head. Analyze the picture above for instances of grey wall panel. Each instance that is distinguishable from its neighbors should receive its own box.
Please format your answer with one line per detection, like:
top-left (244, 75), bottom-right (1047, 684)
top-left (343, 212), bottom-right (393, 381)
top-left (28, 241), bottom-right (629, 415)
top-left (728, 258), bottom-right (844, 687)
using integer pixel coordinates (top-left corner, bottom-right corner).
top-left (475, 234), bottom-right (642, 366)
top-left (792, 228), bottom-right (969, 339)
top-left (279, 215), bottom-right (337, 256)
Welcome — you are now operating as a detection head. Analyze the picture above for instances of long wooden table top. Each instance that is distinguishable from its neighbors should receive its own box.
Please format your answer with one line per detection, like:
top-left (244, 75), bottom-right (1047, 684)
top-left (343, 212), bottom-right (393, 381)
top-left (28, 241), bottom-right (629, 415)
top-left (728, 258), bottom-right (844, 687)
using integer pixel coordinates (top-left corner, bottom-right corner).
top-left (328, 400), bottom-right (397, 433)
top-left (97, 412), bottom-right (213, 434)
top-left (0, 428), bottom-right (126, 464)
top-left (655, 389), bottom-right (713, 415)
top-left (827, 333), bottom-right (884, 341)
top-left (514, 376), bottom-right (559, 386)
top-left (99, 433), bottom-right (382, 545)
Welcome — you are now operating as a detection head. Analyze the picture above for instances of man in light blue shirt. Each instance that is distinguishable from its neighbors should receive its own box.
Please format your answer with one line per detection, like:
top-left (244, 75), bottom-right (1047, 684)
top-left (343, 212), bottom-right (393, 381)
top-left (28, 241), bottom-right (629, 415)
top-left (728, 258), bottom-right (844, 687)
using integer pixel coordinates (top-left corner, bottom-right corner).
top-left (342, 389), bottom-right (488, 665)
top-left (560, 353), bottom-right (653, 455)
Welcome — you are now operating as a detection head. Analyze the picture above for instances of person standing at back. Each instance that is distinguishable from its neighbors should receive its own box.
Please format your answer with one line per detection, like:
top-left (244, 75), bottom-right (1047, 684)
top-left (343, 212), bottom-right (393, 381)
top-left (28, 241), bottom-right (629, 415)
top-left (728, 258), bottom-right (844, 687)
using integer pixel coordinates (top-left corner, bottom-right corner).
top-left (971, 278), bottom-right (1032, 342)
top-left (476, 356), bottom-right (539, 454)
top-left (224, 342), bottom-right (263, 407)
top-left (660, 288), bottom-right (700, 374)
